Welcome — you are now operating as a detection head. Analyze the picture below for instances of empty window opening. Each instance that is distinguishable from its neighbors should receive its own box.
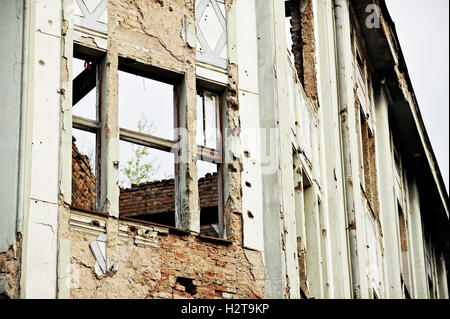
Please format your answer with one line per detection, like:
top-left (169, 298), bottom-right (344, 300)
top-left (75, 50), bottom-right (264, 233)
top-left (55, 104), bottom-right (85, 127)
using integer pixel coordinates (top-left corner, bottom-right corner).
top-left (196, 88), bottom-right (224, 238)
top-left (72, 55), bottom-right (102, 212)
top-left (118, 69), bottom-right (178, 227)
top-left (119, 140), bottom-right (176, 226)
top-left (72, 128), bottom-right (99, 211)
top-left (198, 160), bottom-right (221, 238)
top-left (73, 57), bottom-right (98, 120)
top-left (118, 71), bottom-right (175, 141)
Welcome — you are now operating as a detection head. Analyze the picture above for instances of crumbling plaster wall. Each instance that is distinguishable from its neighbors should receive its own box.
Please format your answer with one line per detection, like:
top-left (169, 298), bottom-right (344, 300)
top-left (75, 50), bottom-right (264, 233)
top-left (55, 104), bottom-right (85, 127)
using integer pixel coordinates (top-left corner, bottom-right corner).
top-left (0, 235), bottom-right (22, 299)
top-left (69, 227), bottom-right (264, 299)
top-left (65, 0), bottom-right (265, 299)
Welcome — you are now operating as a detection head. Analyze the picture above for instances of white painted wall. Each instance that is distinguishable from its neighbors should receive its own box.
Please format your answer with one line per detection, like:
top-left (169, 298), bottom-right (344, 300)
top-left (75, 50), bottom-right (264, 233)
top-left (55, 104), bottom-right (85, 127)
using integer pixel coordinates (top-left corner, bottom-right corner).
top-left (20, 0), bottom-right (62, 299)
top-left (235, 0), bottom-right (265, 253)
top-left (0, 0), bottom-right (25, 253)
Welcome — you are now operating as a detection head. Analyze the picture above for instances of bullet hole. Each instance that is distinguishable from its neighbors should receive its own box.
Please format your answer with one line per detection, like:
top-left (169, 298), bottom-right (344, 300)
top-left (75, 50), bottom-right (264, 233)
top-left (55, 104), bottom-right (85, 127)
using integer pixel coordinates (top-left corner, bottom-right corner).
top-left (48, 20), bottom-right (53, 25)
top-left (129, 226), bottom-right (138, 234)
top-left (247, 211), bottom-right (254, 219)
top-left (244, 150), bottom-right (250, 158)
top-left (90, 220), bottom-right (100, 227)
top-left (38, 60), bottom-right (45, 66)
top-left (245, 181), bottom-right (252, 188)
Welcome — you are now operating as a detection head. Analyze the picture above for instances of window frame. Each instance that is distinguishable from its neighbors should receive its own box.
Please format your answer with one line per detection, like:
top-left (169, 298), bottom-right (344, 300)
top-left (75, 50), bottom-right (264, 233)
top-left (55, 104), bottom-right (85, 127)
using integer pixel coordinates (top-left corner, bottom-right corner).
top-left (117, 64), bottom-right (181, 225)
top-left (71, 52), bottom-right (104, 212)
top-left (196, 86), bottom-right (226, 238)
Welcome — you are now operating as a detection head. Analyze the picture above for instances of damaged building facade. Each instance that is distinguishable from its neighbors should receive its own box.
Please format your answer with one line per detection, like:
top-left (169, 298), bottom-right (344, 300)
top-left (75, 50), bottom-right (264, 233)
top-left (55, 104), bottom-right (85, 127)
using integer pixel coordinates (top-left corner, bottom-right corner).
top-left (0, 0), bottom-right (448, 299)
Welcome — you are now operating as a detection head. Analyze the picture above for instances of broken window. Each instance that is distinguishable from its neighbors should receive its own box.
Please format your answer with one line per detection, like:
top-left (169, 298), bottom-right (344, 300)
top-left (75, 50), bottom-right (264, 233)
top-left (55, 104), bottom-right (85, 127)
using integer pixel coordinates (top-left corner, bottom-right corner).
top-left (72, 55), bottom-right (101, 212)
top-left (196, 89), bottom-right (224, 238)
top-left (118, 69), bottom-right (178, 227)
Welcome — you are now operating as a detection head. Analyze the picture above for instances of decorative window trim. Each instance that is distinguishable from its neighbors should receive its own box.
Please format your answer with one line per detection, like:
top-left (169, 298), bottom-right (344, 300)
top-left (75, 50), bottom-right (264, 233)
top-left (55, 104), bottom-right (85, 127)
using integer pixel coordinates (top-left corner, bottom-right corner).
top-left (74, 0), bottom-right (108, 35)
top-left (195, 0), bottom-right (228, 69)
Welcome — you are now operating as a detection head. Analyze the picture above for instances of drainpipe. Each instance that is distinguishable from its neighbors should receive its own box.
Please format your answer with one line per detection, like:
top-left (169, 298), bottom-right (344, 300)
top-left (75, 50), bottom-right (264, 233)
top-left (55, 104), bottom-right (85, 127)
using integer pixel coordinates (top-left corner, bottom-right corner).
top-left (333, 0), bottom-right (361, 299)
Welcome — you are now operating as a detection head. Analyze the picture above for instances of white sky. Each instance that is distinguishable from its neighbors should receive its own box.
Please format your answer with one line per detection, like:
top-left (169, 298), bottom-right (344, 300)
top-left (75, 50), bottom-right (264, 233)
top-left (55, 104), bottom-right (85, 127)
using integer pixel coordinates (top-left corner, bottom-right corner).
top-left (385, 0), bottom-right (449, 193)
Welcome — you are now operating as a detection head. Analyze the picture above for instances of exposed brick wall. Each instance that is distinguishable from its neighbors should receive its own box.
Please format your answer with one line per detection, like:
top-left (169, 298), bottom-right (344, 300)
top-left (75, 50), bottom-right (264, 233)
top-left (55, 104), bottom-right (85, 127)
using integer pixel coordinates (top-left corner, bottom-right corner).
top-left (72, 141), bottom-right (96, 211)
top-left (119, 179), bottom-right (176, 218)
top-left (119, 173), bottom-right (218, 218)
top-left (70, 228), bottom-right (265, 299)
top-left (0, 234), bottom-right (22, 299)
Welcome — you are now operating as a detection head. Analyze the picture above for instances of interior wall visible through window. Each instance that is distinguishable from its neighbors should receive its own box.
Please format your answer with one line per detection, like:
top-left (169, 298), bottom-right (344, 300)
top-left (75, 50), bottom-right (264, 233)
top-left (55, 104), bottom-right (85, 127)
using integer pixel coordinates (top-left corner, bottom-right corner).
top-left (71, 55), bottom-right (102, 212)
top-left (117, 68), bottom-right (178, 227)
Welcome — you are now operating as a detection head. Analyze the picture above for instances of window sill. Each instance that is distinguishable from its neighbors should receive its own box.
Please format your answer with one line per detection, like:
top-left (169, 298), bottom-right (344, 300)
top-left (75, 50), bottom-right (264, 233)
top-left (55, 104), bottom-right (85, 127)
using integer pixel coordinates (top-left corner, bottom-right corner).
top-left (70, 206), bottom-right (109, 218)
top-left (197, 234), bottom-right (233, 246)
top-left (68, 209), bottom-right (235, 247)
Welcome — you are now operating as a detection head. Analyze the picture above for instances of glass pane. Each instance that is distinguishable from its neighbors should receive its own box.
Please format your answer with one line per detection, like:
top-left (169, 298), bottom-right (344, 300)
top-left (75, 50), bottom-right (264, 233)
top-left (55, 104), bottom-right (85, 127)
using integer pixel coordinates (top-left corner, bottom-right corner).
top-left (118, 71), bottom-right (174, 141)
top-left (119, 141), bottom-right (176, 226)
top-left (197, 160), bottom-right (219, 237)
top-left (72, 58), bottom-right (97, 120)
top-left (72, 128), bottom-right (98, 211)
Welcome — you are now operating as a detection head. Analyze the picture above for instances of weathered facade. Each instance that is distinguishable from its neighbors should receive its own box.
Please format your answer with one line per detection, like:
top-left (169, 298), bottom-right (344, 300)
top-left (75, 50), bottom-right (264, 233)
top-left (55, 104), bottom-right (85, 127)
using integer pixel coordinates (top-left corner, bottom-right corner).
top-left (0, 0), bottom-right (448, 299)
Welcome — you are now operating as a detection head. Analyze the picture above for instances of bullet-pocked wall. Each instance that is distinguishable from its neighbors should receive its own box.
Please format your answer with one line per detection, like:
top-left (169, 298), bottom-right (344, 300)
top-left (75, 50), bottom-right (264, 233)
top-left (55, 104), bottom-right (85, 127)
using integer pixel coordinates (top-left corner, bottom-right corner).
top-left (55, 0), bottom-right (266, 299)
